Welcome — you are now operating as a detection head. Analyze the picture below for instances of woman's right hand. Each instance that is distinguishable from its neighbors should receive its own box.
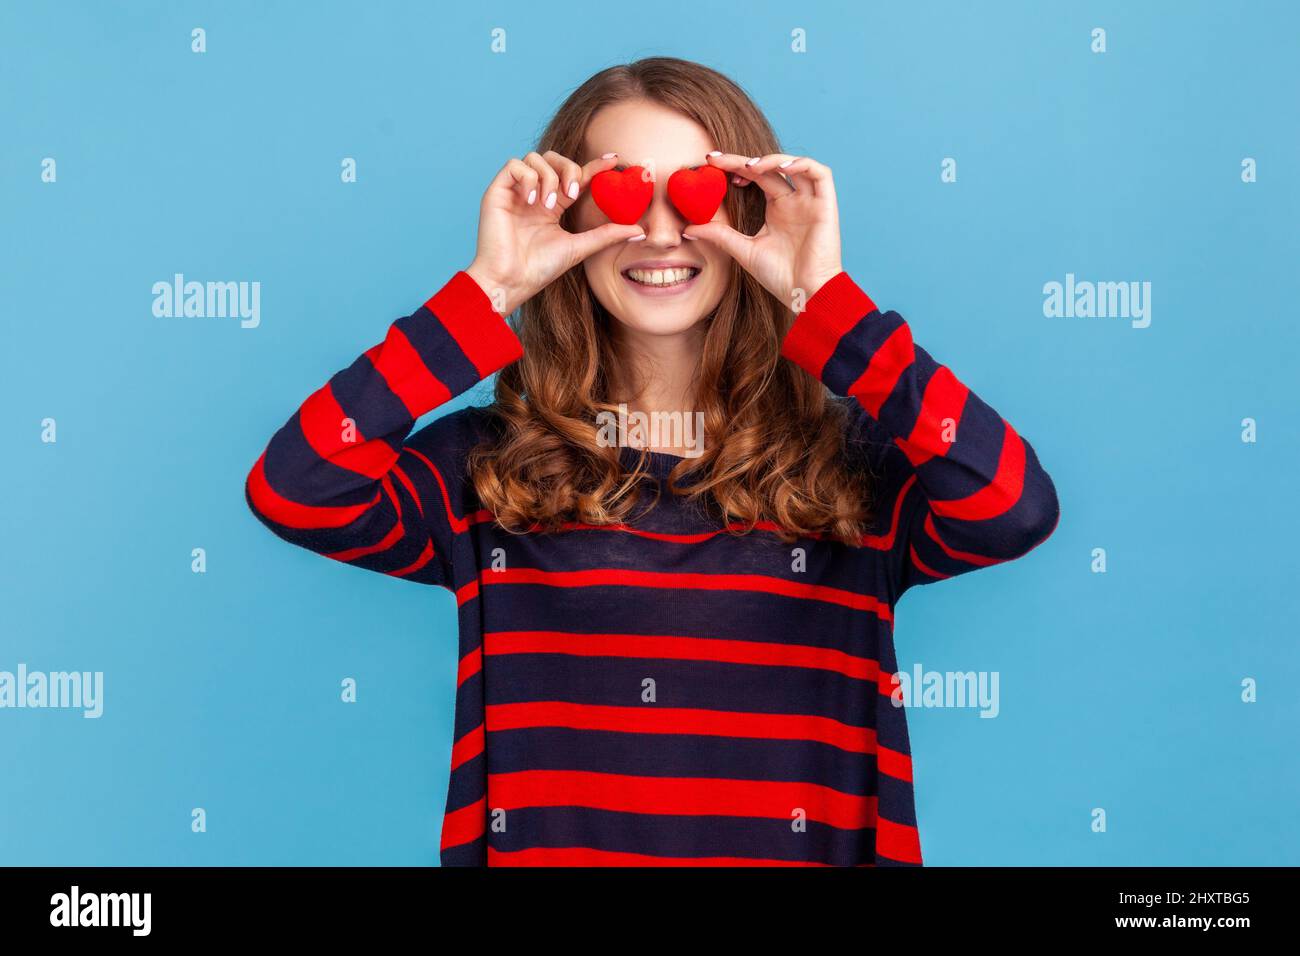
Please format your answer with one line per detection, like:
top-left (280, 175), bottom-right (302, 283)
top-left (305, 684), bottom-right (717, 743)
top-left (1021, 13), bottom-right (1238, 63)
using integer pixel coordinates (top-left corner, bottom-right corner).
top-left (465, 151), bottom-right (646, 315)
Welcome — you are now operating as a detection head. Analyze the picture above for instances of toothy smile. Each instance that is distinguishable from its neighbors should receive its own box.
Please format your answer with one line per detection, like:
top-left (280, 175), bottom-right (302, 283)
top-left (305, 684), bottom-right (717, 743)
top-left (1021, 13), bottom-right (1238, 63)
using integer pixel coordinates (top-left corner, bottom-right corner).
top-left (623, 266), bottom-right (700, 287)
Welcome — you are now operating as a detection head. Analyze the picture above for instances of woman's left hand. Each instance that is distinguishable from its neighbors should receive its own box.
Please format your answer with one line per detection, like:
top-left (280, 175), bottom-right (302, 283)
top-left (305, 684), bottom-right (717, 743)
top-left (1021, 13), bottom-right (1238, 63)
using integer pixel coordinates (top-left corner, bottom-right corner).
top-left (683, 152), bottom-right (843, 308)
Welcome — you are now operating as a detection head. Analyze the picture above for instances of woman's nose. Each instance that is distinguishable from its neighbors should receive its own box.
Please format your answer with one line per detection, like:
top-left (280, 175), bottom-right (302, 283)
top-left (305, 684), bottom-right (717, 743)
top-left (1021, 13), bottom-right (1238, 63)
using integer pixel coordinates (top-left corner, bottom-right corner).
top-left (640, 189), bottom-right (685, 246)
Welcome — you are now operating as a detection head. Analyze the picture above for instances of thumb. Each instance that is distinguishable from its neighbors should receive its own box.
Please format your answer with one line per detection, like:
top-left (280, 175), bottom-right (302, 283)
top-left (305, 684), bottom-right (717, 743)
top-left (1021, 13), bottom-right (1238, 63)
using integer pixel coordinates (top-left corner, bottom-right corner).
top-left (682, 221), bottom-right (754, 268)
top-left (568, 222), bottom-right (647, 263)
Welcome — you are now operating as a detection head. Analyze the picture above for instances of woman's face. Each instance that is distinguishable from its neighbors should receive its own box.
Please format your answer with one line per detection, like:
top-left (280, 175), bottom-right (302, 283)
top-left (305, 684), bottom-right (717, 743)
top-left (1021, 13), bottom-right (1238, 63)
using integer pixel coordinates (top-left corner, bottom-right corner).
top-left (571, 98), bottom-right (733, 337)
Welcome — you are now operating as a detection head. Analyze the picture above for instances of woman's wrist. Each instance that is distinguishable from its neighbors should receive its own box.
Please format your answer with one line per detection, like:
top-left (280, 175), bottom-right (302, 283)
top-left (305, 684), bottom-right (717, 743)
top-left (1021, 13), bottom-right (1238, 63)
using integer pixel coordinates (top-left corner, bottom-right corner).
top-left (465, 261), bottom-right (520, 315)
top-left (794, 266), bottom-right (844, 305)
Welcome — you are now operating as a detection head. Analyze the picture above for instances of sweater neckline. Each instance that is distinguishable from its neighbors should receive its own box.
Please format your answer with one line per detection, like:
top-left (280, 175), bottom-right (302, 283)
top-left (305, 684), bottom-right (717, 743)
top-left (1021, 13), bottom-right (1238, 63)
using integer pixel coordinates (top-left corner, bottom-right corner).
top-left (618, 445), bottom-right (698, 478)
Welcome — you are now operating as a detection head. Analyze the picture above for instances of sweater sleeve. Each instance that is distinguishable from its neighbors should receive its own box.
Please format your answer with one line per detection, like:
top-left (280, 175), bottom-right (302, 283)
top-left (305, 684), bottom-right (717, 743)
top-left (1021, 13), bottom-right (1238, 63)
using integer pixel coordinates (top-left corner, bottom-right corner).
top-left (781, 271), bottom-right (1060, 601)
top-left (244, 271), bottom-right (522, 590)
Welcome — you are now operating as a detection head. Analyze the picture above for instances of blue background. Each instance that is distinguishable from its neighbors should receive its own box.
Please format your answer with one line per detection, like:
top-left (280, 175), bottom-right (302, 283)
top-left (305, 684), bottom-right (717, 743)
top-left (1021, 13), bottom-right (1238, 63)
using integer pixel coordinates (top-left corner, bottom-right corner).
top-left (2, 0), bottom-right (1296, 865)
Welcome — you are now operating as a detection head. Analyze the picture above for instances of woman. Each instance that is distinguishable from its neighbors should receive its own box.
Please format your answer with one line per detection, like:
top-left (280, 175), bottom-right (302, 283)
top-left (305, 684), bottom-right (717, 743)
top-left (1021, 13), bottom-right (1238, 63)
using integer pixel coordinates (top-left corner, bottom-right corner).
top-left (245, 57), bottom-right (1059, 866)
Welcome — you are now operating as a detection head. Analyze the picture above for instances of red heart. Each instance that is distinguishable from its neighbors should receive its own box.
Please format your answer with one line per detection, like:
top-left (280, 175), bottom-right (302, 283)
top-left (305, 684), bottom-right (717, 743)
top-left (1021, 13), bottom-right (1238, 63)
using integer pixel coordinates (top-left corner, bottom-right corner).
top-left (667, 165), bottom-right (727, 225)
top-left (589, 165), bottom-right (654, 224)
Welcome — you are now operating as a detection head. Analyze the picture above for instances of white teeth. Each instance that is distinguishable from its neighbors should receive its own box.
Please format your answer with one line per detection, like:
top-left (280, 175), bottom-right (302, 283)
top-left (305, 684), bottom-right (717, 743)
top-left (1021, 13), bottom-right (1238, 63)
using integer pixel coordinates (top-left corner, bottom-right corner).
top-left (626, 267), bottom-right (698, 287)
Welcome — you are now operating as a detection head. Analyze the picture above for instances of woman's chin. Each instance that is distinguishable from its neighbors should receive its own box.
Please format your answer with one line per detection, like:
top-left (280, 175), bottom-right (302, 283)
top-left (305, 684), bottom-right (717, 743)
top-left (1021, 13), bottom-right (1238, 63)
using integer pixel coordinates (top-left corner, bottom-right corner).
top-left (611, 305), bottom-right (709, 337)
top-left (602, 281), bottom-right (722, 337)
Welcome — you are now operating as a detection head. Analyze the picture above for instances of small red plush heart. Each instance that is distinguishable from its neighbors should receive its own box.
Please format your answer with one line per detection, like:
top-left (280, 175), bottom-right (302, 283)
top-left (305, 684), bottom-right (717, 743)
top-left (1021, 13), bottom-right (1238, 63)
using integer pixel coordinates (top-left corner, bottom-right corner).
top-left (589, 165), bottom-right (654, 224)
top-left (667, 165), bottom-right (728, 225)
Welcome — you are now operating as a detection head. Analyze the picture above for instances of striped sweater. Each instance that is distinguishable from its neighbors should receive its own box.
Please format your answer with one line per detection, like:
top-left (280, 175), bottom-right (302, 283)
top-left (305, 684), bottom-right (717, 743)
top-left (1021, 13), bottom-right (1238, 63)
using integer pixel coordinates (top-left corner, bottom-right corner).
top-left (245, 269), bottom-right (1060, 866)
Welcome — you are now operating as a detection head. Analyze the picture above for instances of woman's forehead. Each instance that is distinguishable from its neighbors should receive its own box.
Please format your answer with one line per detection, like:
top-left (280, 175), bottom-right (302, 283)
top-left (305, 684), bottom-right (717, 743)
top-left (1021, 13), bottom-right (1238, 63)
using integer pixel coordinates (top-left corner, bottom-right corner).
top-left (582, 99), bottom-right (715, 167)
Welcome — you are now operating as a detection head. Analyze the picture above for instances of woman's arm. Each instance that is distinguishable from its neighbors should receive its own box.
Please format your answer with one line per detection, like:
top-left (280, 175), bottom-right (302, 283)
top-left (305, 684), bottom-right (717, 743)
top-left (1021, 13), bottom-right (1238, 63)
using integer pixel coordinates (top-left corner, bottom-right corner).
top-left (685, 152), bottom-right (1058, 598)
top-left (245, 150), bottom-right (642, 587)
top-left (244, 271), bottom-right (521, 589)
top-left (782, 271), bottom-right (1060, 599)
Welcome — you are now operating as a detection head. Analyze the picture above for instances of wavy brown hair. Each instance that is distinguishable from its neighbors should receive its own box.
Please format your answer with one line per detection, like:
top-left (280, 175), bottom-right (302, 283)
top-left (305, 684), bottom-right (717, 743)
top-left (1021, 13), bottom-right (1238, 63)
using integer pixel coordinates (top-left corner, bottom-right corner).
top-left (468, 56), bottom-right (874, 544)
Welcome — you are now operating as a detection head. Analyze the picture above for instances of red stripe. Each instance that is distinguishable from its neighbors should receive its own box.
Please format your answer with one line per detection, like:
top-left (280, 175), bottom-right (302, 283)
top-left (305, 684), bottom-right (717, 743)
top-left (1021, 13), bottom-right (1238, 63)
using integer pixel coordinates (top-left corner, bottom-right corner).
top-left (485, 630), bottom-right (880, 682)
top-left (876, 746), bottom-right (914, 783)
top-left (487, 701), bottom-right (875, 755)
top-left (450, 723), bottom-right (484, 771)
top-left (403, 446), bottom-right (471, 534)
top-left (908, 543), bottom-right (947, 582)
top-left (326, 516), bottom-right (404, 562)
top-left (928, 419), bottom-right (1026, 522)
top-left (847, 322), bottom-right (914, 417)
top-left (245, 453), bottom-right (380, 530)
top-left (325, 477), bottom-right (405, 562)
top-left (298, 385), bottom-right (353, 457)
top-left (455, 579), bottom-right (479, 606)
top-left (457, 647), bottom-right (482, 687)
top-left (425, 271), bottom-right (523, 377)
top-left (921, 512), bottom-right (1000, 568)
top-left (488, 769), bottom-right (876, 831)
top-left (860, 473), bottom-right (917, 550)
top-left (352, 470), bottom-right (436, 578)
top-left (526, 515), bottom-right (905, 553)
top-left (368, 325), bottom-right (453, 417)
top-left (439, 796), bottom-right (486, 851)
top-left (546, 518), bottom-right (803, 544)
top-left (376, 467), bottom-right (905, 557)
top-left (389, 538), bottom-right (436, 577)
top-left (876, 816), bottom-right (923, 864)
top-left (487, 847), bottom-right (831, 867)
top-left (481, 567), bottom-right (891, 621)
top-left (899, 365), bottom-right (969, 467)
top-left (390, 464), bottom-right (424, 519)
top-left (779, 271), bottom-right (877, 378)
top-left (297, 384), bottom-right (397, 480)
top-left (321, 476), bottom-right (410, 564)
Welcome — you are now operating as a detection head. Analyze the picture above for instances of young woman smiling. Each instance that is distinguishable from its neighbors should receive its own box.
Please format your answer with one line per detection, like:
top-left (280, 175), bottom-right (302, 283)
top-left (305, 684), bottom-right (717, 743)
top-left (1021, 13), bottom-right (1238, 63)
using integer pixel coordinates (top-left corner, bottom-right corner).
top-left (246, 57), bottom-right (1060, 867)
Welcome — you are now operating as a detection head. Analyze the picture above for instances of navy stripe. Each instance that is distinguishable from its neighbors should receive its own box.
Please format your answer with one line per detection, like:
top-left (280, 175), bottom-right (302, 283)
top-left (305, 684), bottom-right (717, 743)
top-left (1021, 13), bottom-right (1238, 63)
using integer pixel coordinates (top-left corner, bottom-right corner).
top-left (820, 308), bottom-right (907, 396)
top-left (491, 806), bottom-right (875, 865)
top-left (488, 727), bottom-right (879, 794)
top-left (397, 306), bottom-right (481, 396)
top-left (484, 654), bottom-right (878, 727)
top-left (329, 348), bottom-right (418, 444)
top-left (479, 583), bottom-right (888, 650)
top-left (261, 411), bottom-right (387, 507)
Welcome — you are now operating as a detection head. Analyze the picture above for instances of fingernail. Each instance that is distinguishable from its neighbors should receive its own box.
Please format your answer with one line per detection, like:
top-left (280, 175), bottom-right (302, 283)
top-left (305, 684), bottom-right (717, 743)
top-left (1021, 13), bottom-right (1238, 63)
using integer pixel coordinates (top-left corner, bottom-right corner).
top-left (601, 152), bottom-right (619, 159)
top-left (778, 159), bottom-right (793, 168)
top-left (732, 175), bottom-right (745, 184)
top-left (527, 189), bottom-right (537, 205)
top-left (567, 181), bottom-right (579, 199)
top-left (682, 232), bottom-right (698, 240)
top-left (627, 232), bottom-right (646, 242)
top-left (707, 150), bottom-right (722, 157)
top-left (744, 156), bottom-right (760, 166)
top-left (545, 191), bottom-right (557, 209)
